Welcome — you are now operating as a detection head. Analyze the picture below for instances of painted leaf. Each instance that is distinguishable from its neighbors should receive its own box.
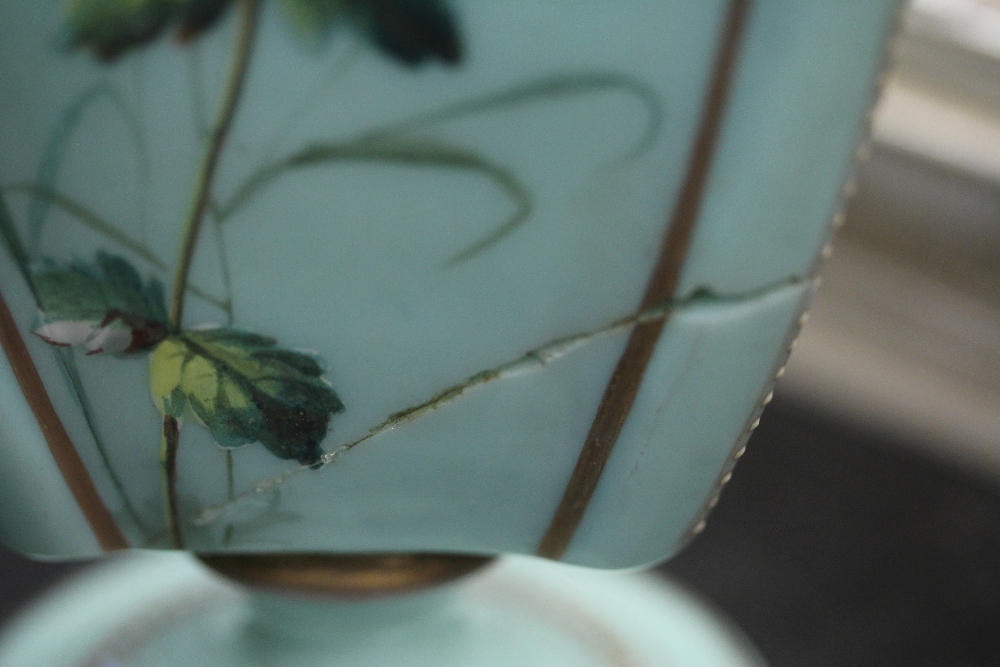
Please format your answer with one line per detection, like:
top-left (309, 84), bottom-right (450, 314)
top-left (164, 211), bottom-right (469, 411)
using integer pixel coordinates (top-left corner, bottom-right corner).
top-left (149, 328), bottom-right (344, 465)
top-left (64, 0), bottom-right (234, 60)
top-left (175, 0), bottom-right (235, 41)
top-left (33, 252), bottom-right (168, 355)
top-left (283, 0), bottom-right (461, 65)
top-left (351, 0), bottom-right (461, 65)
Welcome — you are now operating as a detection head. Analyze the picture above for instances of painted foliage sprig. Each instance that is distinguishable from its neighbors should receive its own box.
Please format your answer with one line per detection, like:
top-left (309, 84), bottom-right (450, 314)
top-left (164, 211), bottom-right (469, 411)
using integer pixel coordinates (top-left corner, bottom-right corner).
top-left (6, 0), bottom-right (664, 549)
top-left (48, 0), bottom-right (465, 547)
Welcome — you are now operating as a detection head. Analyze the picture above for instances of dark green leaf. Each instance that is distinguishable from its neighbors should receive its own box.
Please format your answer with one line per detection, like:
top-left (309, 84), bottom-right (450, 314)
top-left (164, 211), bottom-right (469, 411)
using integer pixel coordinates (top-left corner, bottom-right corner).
top-left (349, 0), bottom-right (461, 65)
top-left (65, 0), bottom-right (174, 59)
top-left (35, 251), bottom-right (165, 323)
top-left (281, 0), bottom-right (461, 65)
top-left (252, 348), bottom-right (325, 376)
top-left (176, 0), bottom-right (234, 41)
top-left (64, 0), bottom-right (234, 60)
top-left (150, 329), bottom-right (344, 465)
top-left (32, 251), bottom-right (168, 355)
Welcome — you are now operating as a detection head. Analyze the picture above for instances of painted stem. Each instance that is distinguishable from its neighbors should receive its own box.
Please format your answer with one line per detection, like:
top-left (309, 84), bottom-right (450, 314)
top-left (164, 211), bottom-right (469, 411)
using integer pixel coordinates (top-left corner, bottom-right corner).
top-left (160, 415), bottom-right (184, 548)
top-left (168, 0), bottom-right (259, 329)
top-left (162, 0), bottom-right (259, 547)
top-left (223, 449), bottom-right (235, 545)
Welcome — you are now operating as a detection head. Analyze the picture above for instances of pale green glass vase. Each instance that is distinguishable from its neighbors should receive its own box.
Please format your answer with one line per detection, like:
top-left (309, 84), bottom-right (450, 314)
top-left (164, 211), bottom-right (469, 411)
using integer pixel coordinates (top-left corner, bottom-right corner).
top-left (0, 1), bottom-right (898, 664)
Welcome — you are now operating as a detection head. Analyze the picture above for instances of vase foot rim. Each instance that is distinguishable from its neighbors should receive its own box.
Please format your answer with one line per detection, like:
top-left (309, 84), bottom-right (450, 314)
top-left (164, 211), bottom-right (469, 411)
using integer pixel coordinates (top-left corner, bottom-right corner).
top-left (197, 552), bottom-right (496, 596)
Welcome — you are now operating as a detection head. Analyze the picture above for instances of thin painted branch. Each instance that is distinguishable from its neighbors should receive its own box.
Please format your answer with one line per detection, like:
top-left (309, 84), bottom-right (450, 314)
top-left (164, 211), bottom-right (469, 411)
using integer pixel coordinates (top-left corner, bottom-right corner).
top-left (163, 0), bottom-right (259, 547)
top-left (4, 183), bottom-right (229, 311)
top-left (355, 72), bottom-right (663, 163)
top-left (222, 448), bottom-right (236, 546)
top-left (160, 415), bottom-right (184, 548)
top-left (216, 140), bottom-right (533, 267)
top-left (168, 0), bottom-right (259, 330)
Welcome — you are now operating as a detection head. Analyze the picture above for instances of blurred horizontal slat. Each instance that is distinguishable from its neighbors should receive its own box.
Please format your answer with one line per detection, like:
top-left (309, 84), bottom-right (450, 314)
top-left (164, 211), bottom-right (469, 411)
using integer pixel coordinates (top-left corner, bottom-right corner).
top-left (781, 0), bottom-right (1000, 478)
top-left (783, 241), bottom-right (1000, 478)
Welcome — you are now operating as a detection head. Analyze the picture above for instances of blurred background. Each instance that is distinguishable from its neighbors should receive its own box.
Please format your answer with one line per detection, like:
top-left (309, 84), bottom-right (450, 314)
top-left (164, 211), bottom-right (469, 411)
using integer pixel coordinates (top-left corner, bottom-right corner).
top-left (3, 1), bottom-right (1000, 664)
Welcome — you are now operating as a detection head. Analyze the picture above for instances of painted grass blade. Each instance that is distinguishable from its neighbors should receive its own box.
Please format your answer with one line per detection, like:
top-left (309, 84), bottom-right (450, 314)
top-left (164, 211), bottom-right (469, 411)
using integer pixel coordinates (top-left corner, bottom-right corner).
top-left (11, 183), bottom-right (165, 270)
top-left (54, 347), bottom-right (152, 539)
top-left (220, 138), bottom-right (532, 263)
top-left (356, 72), bottom-right (664, 163)
top-left (5, 184), bottom-right (228, 312)
top-left (0, 189), bottom-right (37, 300)
top-left (27, 82), bottom-right (150, 256)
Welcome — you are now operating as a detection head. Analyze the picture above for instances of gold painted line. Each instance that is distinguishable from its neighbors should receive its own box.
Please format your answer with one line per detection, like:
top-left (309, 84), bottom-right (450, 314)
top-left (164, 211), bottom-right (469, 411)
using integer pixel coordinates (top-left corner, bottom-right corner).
top-left (475, 579), bottom-right (645, 667)
top-left (0, 289), bottom-right (128, 551)
top-left (81, 586), bottom-right (235, 667)
top-left (537, 0), bottom-right (752, 560)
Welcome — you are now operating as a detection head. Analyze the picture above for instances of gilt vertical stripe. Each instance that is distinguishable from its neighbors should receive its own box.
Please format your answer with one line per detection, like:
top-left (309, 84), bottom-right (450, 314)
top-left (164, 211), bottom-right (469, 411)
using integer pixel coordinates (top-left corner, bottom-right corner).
top-left (537, 0), bottom-right (753, 560)
top-left (0, 289), bottom-right (128, 551)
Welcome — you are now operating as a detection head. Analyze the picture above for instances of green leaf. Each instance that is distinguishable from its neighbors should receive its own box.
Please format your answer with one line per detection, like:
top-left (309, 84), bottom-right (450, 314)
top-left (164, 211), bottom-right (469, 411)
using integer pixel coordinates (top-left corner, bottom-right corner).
top-left (36, 252), bottom-right (166, 323)
top-left (281, 0), bottom-right (461, 65)
top-left (32, 252), bottom-right (168, 355)
top-left (64, 0), bottom-right (234, 60)
top-left (149, 328), bottom-right (344, 465)
top-left (349, 0), bottom-right (461, 65)
top-left (175, 0), bottom-right (234, 41)
top-left (64, 0), bottom-right (174, 59)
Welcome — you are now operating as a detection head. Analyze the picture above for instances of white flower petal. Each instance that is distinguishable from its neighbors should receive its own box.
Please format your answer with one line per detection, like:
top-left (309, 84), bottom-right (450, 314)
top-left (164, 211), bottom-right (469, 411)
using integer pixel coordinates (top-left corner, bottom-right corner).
top-left (84, 326), bottom-right (133, 355)
top-left (33, 321), bottom-right (98, 347)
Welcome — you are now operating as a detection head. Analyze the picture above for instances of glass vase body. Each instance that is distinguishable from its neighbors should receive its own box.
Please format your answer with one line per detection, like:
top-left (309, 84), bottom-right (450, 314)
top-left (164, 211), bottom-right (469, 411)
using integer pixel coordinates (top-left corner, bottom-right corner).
top-left (0, 0), bottom-right (896, 567)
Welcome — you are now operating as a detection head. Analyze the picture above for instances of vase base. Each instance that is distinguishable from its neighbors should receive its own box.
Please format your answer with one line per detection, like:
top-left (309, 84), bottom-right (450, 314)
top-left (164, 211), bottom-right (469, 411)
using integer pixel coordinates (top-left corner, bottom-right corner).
top-left (198, 552), bottom-right (494, 597)
top-left (0, 552), bottom-right (766, 666)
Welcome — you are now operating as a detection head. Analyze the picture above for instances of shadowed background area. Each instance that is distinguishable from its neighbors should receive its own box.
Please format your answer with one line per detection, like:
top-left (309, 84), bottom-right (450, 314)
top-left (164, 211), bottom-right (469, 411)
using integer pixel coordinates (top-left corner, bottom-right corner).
top-left (662, 396), bottom-right (1000, 667)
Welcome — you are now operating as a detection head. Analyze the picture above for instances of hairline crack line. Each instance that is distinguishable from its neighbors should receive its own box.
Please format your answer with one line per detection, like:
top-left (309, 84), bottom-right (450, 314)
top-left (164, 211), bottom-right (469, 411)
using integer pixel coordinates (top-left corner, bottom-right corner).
top-left (190, 275), bottom-right (803, 527)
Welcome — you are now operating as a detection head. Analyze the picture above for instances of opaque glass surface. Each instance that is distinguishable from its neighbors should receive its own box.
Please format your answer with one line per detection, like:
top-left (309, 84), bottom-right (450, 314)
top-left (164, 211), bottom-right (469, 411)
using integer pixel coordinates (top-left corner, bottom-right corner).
top-left (0, 1), bottom-right (896, 565)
